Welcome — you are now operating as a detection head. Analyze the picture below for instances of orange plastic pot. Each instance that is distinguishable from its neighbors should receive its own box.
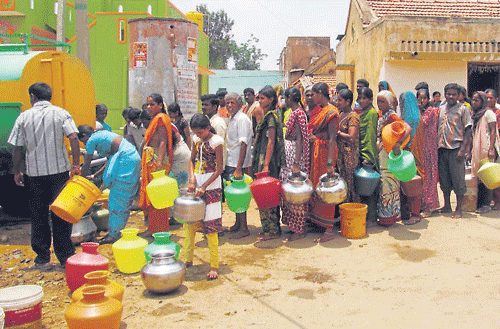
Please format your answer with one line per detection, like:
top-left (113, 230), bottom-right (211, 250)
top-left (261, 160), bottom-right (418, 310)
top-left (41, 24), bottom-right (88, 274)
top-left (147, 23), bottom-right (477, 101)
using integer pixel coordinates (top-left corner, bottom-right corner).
top-left (71, 271), bottom-right (124, 303)
top-left (65, 285), bottom-right (123, 329)
top-left (381, 121), bottom-right (410, 153)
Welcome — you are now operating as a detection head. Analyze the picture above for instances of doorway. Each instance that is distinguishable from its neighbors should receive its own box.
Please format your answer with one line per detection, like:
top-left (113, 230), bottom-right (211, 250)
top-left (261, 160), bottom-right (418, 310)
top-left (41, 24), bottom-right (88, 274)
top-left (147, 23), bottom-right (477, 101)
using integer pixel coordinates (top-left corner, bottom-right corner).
top-left (468, 63), bottom-right (500, 96)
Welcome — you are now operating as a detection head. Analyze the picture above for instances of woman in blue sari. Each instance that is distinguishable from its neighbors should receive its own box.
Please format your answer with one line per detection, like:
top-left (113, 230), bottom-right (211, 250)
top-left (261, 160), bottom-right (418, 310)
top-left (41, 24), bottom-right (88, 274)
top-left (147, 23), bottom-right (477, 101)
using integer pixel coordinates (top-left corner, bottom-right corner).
top-left (78, 125), bottom-right (141, 244)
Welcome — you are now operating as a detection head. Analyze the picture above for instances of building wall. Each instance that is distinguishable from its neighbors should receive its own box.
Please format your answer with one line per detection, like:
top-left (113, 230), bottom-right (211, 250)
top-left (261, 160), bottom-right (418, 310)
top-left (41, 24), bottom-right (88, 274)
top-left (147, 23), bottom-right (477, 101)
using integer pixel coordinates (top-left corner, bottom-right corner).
top-left (284, 37), bottom-right (331, 85)
top-left (381, 60), bottom-right (467, 99)
top-left (209, 70), bottom-right (283, 96)
top-left (337, 0), bottom-right (500, 96)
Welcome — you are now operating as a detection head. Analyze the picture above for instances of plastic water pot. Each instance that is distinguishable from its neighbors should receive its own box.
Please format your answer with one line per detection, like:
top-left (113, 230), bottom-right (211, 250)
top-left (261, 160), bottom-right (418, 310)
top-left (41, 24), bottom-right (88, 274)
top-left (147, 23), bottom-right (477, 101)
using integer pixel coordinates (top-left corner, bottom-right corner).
top-left (144, 232), bottom-right (181, 261)
top-left (71, 271), bottom-right (124, 303)
top-left (250, 171), bottom-right (281, 210)
top-left (387, 150), bottom-right (416, 182)
top-left (225, 177), bottom-right (252, 213)
top-left (146, 170), bottom-right (179, 209)
top-left (477, 158), bottom-right (500, 189)
top-left (112, 228), bottom-right (148, 274)
top-left (66, 242), bottom-right (109, 292)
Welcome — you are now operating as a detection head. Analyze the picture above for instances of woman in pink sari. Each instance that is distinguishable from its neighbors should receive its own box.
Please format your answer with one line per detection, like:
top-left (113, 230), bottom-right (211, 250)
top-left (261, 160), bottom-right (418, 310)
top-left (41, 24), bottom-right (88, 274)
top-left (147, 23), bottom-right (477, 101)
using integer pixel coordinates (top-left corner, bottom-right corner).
top-left (414, 88), bottom-right (440, 217)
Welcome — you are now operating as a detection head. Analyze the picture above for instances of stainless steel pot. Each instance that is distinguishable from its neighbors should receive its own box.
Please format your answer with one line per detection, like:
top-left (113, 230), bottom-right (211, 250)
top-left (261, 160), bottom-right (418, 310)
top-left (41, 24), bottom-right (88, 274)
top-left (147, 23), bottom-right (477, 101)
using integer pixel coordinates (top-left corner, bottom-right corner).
top-left (173, 188), bottom-right (205, 224)
top-left (71, 214), bottom-right (97, 245)
top-left (141, 251), bottom-right (186, 293)
top-left (316, 173), bottom-right (347, 205)
top-left (282, 172), bottom-right (313, 204)
top-left (90, 202), bottom-right (109, 231)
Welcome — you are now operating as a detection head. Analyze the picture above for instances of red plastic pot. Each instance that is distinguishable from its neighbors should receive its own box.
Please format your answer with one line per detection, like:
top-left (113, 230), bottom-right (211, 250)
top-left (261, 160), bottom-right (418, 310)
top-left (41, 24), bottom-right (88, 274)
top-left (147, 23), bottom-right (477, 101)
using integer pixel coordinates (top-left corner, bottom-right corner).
top-left (66, 242), bottom-right (109, 292)
top-left (250, 171), bottom-right (281, 210)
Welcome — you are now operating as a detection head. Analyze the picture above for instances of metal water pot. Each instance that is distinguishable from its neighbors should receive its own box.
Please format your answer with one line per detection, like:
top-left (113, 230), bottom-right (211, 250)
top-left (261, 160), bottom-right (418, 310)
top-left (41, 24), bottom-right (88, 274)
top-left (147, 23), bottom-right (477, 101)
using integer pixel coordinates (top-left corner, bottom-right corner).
top-left (173, 188), bottom-right (205, 224)
top-left (316, 173), bottom-right (347, 205)
top-left (71, 214), bottom-right (97, 245)
top-left (282, 172), bottom-right (313, 204)
top-left (141, 251), bottom-right (186, 293)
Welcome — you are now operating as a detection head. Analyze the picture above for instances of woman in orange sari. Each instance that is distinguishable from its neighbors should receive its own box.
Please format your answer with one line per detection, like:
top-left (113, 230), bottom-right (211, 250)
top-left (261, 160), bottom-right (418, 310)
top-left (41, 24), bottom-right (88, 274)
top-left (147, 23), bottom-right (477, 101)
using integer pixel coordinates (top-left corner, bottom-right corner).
top-left (308, 82), bottom-right (339, 243)
top-left (139, 93), bottom-right (174, 233)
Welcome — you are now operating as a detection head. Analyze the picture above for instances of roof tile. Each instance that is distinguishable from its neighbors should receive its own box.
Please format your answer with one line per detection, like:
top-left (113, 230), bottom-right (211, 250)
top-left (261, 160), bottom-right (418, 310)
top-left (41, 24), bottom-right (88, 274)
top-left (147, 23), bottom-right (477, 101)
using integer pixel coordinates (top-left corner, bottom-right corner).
top-left (366, 0), bottom-right (500, 18)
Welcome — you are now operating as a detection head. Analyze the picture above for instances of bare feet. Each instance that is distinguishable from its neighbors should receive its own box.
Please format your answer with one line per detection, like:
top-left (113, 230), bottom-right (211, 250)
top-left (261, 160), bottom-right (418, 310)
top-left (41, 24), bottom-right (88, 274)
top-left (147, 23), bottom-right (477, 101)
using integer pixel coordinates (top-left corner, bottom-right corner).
top-left (229, 230), bottom-right (250, 239)
top-left (206, 268), bottom-right (219, 280)
top-left (404, 215), bottom-right (422, 225)
top-left (451, 210), bottom-right (463, 219)
top-left (420, 210), bottom-right (432, 218)
top-left (224, 224), bottom-right (240, 233)
top-left (185, 261), bottom-right (193, 268)
top-left (314, 230), bottom-right (335, 243)
top-left (438, 207), bottom-right (452, 214)
top-left (256, 234), bottom-right (280, 241)
top-left (288, 232), bottom-right (306, 241)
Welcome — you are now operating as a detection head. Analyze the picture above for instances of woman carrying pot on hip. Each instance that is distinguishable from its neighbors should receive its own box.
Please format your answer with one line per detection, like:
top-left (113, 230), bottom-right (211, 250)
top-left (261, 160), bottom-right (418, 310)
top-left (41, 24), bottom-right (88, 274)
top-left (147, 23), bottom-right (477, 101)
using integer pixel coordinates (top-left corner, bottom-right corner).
top-left (78, 125), bottom-right (141, 244)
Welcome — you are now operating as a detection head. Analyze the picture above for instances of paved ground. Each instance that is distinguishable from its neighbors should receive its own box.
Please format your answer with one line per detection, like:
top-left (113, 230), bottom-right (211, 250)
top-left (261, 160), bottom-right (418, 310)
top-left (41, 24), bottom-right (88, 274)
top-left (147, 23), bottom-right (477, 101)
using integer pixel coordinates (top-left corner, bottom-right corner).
top-left (1, 195), bottom-right (500, 328)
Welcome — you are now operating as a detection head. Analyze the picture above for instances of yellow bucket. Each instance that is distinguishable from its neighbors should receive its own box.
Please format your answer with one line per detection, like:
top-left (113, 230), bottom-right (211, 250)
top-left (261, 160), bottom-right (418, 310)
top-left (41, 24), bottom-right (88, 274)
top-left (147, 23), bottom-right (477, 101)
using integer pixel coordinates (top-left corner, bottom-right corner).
top-left (339, 203), bottom-right (368, 239)
top-left (50, 176), bottom-right (101, 224)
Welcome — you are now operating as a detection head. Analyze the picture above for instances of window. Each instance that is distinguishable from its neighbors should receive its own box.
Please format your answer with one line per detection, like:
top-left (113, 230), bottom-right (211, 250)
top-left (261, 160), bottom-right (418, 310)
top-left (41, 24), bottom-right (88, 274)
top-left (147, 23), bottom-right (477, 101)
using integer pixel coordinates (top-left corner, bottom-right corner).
top-left (117, 18), bottom-right (127, 44)
top-left (147, 5), bottom-right (152, 15)
top-left (118, 5), bottom-right (123, 13)
top-left (54, 2), bottom-right (58, 14)
top-left (31, 0), bottom-right (34, 9)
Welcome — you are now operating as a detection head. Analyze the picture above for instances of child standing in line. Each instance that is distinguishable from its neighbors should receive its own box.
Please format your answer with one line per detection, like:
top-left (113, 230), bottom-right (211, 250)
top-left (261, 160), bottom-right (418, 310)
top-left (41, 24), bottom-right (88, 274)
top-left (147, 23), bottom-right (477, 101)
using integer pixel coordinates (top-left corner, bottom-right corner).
top-left (185, 113), bottom-right (224, 280)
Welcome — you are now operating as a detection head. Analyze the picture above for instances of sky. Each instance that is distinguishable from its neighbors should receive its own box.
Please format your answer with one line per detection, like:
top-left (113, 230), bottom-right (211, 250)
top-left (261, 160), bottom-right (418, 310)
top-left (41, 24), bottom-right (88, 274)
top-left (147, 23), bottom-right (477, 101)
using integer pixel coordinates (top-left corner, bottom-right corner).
top-left (174, 0), bottom-right (352, 71)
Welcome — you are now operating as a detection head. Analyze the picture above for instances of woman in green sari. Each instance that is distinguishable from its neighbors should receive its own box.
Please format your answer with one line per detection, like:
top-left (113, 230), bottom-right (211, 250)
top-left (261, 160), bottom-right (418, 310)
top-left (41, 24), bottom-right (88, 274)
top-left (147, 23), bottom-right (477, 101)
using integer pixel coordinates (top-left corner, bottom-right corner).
top-left (252, 85), bottom-right (286, 241)
top-left (357, 87), bottom-right (379, 224)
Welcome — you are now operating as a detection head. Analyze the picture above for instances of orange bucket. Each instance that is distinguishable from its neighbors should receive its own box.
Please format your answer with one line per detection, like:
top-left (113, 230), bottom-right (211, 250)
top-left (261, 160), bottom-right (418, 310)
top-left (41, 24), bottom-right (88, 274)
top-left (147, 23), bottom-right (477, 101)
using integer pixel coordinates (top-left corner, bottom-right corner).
top-left (50, 176), bottom-right (101, 224)
top-left (339, 203), bottom-right (368, 239)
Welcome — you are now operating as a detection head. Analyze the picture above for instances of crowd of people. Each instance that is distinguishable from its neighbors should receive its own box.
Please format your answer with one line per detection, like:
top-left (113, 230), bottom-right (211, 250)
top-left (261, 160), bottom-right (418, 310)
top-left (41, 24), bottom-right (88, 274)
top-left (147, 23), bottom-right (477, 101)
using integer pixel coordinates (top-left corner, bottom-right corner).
top-left (9, 79), bottom-right (500, 279)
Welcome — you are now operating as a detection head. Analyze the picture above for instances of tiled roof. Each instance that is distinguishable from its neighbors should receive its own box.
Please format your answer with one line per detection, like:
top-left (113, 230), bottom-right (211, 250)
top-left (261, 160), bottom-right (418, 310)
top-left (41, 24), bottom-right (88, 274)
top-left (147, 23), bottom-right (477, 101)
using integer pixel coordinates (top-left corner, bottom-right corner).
top-left (292, 75), bottom-right (337, 90)
top-left (366, 0), bottom-right (500, 19)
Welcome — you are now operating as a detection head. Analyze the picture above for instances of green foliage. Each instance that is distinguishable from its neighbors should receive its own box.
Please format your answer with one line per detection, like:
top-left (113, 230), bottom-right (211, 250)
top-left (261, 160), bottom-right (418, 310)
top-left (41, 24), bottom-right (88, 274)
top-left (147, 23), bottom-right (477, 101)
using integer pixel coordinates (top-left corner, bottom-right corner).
top-left (196, 4), bottom-right (266, 70)
top-left (196, 4), bottom-right (235, 69)
top-left (232, 35), bottom-right (267, 70)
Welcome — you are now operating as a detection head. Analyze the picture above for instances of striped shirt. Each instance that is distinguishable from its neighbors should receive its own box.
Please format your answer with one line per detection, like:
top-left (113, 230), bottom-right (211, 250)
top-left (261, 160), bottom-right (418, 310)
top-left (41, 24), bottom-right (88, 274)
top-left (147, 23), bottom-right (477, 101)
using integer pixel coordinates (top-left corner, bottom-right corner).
top-left (438, 102), bottom-right (472, 150)
top-left (8, 100), bottom-right (78, 176)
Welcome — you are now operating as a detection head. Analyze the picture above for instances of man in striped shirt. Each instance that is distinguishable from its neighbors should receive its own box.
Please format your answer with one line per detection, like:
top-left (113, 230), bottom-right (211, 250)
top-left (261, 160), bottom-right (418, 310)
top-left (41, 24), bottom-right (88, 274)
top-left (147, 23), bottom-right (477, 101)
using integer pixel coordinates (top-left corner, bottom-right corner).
top-left (8, 82), bottom-right (81, 270)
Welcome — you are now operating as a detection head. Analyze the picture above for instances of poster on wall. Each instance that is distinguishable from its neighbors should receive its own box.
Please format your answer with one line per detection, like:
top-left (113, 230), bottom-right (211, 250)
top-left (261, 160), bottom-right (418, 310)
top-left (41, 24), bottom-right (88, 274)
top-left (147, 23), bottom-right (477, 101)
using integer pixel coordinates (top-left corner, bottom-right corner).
top-left (187, 37), bottom-right (197, 63)
top-left (133, 42), bottom-right (148, 68)
top-left (176, 53), bottom-right (198, 117)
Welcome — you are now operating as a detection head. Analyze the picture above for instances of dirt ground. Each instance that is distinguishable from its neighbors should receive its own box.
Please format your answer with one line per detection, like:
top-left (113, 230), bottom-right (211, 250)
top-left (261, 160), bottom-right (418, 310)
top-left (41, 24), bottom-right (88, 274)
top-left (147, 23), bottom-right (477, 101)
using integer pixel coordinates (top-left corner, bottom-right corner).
top-left (1, 196), bottom-right (500, 329)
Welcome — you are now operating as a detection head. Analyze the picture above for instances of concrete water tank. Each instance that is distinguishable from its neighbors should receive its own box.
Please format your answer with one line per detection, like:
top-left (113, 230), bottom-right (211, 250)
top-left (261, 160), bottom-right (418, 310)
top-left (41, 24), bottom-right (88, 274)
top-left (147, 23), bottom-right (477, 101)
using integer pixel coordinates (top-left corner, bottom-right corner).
top-left (128, 17), bottom-right (199, 118)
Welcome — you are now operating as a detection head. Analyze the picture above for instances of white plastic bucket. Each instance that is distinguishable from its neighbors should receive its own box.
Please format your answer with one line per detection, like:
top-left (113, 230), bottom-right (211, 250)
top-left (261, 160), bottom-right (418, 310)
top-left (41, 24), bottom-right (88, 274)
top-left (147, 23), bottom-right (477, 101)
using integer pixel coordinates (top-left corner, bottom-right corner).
top-left (0, 306), bottom-right (5, 329)
top-left (0, 285), bottom-right (43, 329)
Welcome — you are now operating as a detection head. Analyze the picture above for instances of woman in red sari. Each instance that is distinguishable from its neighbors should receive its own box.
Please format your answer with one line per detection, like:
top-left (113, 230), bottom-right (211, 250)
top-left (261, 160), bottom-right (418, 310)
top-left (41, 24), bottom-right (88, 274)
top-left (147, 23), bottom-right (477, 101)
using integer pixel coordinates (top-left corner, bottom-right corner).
top-left (308, 82), bottom-right (339, 243)
top-left (139, 93), bottom-right (174, 233)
